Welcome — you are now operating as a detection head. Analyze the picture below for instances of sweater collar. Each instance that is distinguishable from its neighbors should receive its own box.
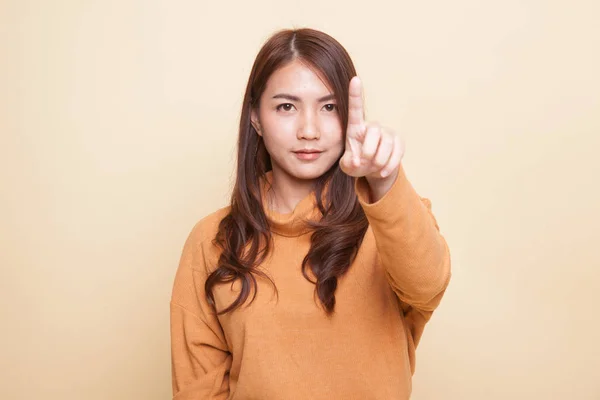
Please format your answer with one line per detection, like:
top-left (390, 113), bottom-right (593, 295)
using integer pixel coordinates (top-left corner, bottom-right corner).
top-left (259, 171), bottom-right (323, 237)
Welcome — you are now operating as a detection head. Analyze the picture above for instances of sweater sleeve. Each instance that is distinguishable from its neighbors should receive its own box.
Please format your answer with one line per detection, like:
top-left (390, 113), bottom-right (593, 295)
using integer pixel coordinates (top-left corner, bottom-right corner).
top-left (355, 164), bottom-right (451, 348)
top-left (170, 222), bottom-right (232, 400)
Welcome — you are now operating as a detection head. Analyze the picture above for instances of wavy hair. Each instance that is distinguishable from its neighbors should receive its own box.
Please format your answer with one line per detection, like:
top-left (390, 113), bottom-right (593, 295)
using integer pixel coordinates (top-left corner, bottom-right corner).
top-left (205, 28), bottom-right (369, 316)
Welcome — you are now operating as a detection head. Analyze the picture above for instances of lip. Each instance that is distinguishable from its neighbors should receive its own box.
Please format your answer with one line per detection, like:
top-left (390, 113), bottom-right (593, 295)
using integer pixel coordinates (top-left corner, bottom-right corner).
top-left (293, 149), bottom-right (323, 153)
top-left (294, 150), bottom-right (322, 161)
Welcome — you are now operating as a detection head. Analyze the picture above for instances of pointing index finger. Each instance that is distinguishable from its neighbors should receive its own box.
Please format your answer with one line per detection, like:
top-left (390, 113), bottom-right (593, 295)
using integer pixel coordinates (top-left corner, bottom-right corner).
top-left (348, 76), bottom-right (365, 129)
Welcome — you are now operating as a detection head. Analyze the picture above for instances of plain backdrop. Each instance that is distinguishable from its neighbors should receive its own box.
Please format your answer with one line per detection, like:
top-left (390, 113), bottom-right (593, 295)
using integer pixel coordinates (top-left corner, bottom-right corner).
top-left (1, 0), bottom-right (599, 399)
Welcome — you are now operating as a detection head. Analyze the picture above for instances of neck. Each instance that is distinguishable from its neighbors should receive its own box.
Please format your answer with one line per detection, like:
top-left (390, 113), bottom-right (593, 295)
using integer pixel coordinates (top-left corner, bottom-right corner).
top-left (266, 168), bottom-right (315, 214)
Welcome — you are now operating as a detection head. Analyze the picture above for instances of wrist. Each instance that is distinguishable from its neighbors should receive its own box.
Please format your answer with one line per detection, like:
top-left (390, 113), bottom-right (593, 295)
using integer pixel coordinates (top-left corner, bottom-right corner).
top-left (364, 167), bottom-right (399, 203)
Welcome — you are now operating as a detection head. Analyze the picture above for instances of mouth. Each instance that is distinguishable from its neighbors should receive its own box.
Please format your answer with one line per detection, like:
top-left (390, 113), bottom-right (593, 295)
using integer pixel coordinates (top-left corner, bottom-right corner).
top-left (293, 149), bottom-right (323, 154)
top-left (293, 149), bottom-right (323, 160)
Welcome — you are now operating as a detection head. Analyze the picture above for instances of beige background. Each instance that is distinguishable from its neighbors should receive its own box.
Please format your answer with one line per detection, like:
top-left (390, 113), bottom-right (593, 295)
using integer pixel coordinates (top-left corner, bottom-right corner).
top-left (1, 0), bottom-right (599, 399)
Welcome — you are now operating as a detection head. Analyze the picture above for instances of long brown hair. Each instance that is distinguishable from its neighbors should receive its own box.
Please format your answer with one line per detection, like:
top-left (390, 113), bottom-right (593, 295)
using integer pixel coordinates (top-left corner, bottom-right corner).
top-left (205, 28), bottom-right (369, 316)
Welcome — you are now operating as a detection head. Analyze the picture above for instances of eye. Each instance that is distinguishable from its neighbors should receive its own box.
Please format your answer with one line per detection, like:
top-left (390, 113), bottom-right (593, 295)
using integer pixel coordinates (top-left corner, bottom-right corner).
top-left (276, 103), bottom-right (295, 112)
top-left (323, 103), bottom-right (337, 112)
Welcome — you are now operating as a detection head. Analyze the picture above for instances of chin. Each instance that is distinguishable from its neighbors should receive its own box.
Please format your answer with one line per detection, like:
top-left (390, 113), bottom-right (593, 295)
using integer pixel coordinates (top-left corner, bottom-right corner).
top-left (289, 164), bottom-right (335, 181)
top-left (293, 172), bottom-right (323, 181)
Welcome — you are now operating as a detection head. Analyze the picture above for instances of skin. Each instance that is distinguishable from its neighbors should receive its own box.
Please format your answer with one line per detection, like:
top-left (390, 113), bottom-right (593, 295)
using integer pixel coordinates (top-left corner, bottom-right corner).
top-left (251, 60), bottom-right (404, 213)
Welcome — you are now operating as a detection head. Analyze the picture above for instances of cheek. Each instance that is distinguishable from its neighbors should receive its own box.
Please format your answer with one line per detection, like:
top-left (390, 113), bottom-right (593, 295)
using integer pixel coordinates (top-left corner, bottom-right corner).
top-left (323, 118), bottom-right (344, 141)
top-left (259, 117), bottom-right (294, 154)
top-left (261, 115), bottom-right (297, 140)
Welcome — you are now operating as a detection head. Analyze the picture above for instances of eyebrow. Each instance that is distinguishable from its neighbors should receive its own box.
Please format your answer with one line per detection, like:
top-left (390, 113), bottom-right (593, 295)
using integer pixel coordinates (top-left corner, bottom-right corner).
top-left (272, 93), bottom-right (336, 102)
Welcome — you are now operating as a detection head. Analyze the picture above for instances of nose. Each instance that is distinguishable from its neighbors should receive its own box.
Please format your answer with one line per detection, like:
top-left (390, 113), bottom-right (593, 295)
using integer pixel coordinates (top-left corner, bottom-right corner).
top-left (297, 109), bottom-right (320, 140)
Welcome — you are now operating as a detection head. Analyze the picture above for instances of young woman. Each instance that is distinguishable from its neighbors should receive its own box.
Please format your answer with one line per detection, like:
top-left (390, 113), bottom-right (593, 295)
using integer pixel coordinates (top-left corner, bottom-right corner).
top-left (170, 28), bottom-right (451, 400)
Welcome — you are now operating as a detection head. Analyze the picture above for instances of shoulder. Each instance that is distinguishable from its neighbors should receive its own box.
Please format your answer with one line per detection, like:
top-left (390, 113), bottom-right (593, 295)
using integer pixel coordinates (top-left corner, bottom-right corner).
top-left (172, 206), bottom-right (232, 303)
top-left (186, 205), bottom-right (232, 245)
top-left (179, 205), bottom-right (232, 269)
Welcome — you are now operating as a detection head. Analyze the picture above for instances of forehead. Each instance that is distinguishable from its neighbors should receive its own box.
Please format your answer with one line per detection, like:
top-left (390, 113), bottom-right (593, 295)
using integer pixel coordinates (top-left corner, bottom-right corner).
top-left (264, 60), bottom-right (333, 97)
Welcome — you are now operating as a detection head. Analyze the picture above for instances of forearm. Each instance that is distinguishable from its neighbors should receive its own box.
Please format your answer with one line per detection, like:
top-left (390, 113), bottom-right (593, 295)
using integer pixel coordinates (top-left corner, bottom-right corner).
top-left (356, 165), bottom-right (451, 306)
top-left (365, 167), bottom-right (400, 203)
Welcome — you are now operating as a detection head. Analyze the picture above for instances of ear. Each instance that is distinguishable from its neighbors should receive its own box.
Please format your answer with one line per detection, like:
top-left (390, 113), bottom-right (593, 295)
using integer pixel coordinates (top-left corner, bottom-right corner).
top-left (250, 108), bottom-right (262, 137)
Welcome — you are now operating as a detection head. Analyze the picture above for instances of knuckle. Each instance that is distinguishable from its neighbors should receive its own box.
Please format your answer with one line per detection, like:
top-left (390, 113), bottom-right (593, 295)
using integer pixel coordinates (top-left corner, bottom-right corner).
top-left (384, 135), bottom-right (394, 147)
top-left (373, 157), bottom-right (387, 168)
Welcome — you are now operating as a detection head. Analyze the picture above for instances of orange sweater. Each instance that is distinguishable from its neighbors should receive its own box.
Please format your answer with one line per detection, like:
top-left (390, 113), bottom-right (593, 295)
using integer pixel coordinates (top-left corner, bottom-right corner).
top-left (170, 165), bottom-right (451, 399)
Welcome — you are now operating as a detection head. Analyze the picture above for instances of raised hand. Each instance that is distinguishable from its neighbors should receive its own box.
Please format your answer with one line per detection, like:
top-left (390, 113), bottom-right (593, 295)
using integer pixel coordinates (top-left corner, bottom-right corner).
top-left (339, 76), bottom-right (405, 181)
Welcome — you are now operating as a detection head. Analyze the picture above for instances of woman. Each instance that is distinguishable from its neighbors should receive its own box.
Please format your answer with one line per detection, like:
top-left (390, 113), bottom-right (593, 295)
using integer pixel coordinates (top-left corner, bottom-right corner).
top-left (170, 28), bottom-right (451, 400)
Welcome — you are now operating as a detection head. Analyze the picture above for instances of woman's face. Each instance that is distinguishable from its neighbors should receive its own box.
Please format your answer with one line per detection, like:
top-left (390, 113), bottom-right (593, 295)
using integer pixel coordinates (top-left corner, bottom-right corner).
top-left (251, 60), bottom-right (344, 182)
